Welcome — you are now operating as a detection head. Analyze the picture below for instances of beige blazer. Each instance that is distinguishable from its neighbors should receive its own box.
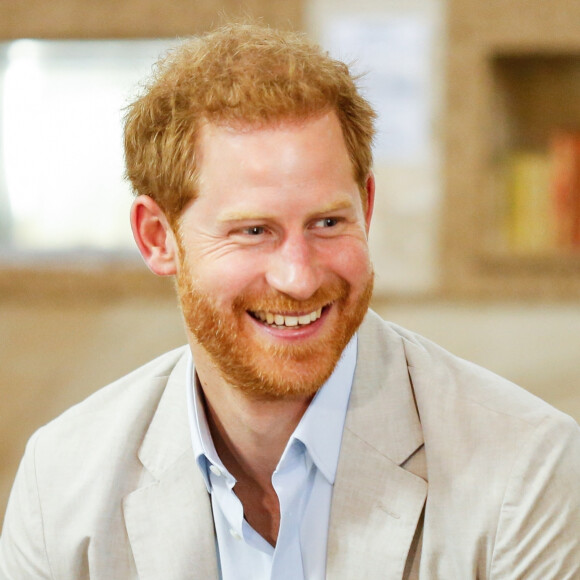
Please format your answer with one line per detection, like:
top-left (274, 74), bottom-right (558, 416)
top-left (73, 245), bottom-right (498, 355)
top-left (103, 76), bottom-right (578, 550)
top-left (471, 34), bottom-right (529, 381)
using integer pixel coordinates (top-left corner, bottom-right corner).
top-left (1, 311), bottom-right (579, 579)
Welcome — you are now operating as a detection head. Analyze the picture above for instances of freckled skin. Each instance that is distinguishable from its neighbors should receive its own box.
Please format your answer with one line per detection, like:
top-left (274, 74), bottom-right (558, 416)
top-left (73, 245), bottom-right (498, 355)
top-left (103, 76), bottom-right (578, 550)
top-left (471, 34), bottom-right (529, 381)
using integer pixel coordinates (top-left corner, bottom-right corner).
top-left (176, 111), bottom-right (375, 398)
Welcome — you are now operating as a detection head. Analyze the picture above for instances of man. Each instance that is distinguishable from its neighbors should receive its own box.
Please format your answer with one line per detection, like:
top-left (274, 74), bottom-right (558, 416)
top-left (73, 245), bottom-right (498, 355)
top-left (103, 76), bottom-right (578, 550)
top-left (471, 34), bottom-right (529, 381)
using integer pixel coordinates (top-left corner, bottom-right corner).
top-left (1, 23), bottom-right (579, 580)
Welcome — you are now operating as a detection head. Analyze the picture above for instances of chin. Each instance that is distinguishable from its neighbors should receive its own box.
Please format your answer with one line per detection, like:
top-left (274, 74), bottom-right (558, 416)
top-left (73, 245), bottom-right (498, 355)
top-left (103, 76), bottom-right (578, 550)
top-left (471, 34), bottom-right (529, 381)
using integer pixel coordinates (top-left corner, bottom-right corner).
top-left (226, 357), bottom-right (339, 401)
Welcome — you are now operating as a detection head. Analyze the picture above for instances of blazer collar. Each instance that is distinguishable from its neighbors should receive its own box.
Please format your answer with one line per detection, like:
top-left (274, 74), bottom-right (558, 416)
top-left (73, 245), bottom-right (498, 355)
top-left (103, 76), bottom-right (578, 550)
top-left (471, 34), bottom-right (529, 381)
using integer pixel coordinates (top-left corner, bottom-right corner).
top-left (327, 310), bottom-right (427, 579)
top-left (123, 350), bottom-right (219, 580)
top-left (136, 350), bottom-right (192, 478)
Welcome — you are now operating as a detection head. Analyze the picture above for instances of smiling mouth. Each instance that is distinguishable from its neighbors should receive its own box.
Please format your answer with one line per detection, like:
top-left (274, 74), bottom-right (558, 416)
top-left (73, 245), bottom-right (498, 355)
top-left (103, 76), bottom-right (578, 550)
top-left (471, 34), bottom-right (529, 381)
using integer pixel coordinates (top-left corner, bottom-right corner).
top-left (250, 307), bottom-right (324, 328)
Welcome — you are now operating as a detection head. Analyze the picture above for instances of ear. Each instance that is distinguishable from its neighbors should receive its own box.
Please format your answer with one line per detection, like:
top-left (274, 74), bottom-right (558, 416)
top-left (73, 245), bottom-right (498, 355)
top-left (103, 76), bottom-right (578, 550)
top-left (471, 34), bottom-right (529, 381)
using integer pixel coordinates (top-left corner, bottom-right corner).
top-left (363, 172), bottom-right (375, 234)
top-left (130, 195), bottom-right (179, 276)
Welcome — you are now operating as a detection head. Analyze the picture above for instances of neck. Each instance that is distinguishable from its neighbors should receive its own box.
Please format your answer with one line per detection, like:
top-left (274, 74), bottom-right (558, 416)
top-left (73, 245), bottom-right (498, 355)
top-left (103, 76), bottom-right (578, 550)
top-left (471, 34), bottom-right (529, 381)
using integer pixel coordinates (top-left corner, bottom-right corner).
top-left (192, 345), bottom-right (312, 487)
top-left (191, 339), bottom-right (319, 546)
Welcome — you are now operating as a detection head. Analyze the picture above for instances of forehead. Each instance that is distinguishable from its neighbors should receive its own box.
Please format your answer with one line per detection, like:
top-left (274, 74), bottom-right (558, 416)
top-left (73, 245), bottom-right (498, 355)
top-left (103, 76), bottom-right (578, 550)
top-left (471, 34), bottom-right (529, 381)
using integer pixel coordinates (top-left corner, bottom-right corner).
top-left (195, 112), bottom-right (354, 185)
top-left (183, 112), bottom-right (361, 223)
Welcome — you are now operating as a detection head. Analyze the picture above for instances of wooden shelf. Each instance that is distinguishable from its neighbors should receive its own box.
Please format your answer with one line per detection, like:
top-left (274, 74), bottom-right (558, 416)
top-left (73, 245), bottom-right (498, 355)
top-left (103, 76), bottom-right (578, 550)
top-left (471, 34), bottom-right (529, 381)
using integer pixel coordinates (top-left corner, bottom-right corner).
top-left (443, 0), bottom-right (580, 299)
top-left (0, 255), bottom-right (176, 304)
top-left (478, 250), bottom-right (580, 273)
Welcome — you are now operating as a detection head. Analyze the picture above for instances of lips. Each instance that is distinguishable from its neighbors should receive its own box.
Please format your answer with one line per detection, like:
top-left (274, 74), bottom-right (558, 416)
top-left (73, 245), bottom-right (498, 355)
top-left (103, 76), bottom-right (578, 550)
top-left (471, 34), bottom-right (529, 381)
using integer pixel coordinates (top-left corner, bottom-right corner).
top-left (251, 307), bottom-right (323, 327)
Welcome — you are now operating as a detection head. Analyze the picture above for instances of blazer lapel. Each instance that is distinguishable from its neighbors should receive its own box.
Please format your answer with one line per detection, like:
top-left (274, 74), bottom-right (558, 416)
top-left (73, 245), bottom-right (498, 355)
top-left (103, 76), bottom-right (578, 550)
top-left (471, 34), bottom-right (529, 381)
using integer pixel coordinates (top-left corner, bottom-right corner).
top-left (123, 352), bottom-right (219, 580)
top-left (327, 311), bottom-right (427, 580)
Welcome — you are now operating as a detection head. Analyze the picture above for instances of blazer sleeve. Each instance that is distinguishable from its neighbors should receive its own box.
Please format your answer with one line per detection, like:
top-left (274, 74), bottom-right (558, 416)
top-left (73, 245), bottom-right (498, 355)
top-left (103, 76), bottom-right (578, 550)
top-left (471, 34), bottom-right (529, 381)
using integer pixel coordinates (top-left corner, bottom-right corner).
top-left (0, 432), bottom-right (53, 580)
top-left (489, 413), bottom-right (580, 579)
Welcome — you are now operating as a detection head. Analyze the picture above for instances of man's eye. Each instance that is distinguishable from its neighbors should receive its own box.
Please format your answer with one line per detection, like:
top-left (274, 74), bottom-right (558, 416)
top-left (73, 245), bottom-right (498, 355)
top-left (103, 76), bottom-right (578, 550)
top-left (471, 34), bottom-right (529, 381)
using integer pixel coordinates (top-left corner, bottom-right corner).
top-left (244, 226), bottom-right (265, 235)
top-left (318, 218), bottom-right (338, 228)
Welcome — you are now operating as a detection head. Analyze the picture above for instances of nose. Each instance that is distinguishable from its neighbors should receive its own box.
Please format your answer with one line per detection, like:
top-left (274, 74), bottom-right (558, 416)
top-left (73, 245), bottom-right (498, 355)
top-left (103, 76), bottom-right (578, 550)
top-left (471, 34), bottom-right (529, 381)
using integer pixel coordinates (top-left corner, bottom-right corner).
top-left (265, 234), bottom-right (321, 301)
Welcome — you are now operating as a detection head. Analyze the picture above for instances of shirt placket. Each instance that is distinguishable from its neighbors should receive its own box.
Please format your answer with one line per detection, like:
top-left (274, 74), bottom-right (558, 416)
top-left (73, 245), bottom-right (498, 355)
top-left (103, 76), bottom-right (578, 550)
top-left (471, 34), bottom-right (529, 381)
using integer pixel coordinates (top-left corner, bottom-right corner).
top-left (270, 441), bottom-right (313, 579)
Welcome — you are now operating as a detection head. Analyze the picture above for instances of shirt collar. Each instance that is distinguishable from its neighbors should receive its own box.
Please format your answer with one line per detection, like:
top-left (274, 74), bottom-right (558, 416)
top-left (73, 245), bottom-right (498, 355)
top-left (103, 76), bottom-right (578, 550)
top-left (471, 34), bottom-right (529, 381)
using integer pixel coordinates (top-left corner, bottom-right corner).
top-left (186, 334), bottom-right (357, 491)
top-left (186, 357), bottom-right (226, 492)
top-left (288, 335), bottom-right (357, 483)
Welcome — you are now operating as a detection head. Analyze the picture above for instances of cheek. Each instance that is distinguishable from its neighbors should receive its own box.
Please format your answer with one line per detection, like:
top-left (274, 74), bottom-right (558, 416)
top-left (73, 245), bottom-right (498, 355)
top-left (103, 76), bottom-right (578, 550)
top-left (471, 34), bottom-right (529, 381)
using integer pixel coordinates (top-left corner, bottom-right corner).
top-left (320, 240), bottom-right (372, 284)
top-left (194, 255), bottom-right (264, 303)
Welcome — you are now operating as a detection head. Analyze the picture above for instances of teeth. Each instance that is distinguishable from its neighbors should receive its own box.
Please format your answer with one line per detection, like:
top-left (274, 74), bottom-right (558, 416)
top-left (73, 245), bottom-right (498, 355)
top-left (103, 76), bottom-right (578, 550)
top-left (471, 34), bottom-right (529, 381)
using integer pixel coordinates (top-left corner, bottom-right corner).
top-left (254, 308), bottom-right (323, 327)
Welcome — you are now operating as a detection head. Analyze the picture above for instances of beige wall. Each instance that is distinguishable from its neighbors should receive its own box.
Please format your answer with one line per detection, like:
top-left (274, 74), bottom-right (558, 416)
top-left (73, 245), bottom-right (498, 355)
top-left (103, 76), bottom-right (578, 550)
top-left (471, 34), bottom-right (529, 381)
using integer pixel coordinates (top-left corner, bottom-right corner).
top-left (0, 0), bottom-right (303, 38)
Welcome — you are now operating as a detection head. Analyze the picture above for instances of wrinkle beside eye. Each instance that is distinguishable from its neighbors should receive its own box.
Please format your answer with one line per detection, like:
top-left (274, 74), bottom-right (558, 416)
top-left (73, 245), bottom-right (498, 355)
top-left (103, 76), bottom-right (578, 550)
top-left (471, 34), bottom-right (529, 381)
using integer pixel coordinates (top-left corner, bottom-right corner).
top-left (185, 231), bottom-right (242, 260)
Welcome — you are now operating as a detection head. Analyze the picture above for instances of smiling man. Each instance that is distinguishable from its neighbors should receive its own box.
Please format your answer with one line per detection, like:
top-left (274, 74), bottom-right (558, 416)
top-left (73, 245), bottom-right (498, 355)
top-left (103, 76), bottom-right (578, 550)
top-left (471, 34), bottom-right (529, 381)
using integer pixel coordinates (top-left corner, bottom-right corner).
top-left (1, 23), bottom-right (579, 580)
top-left (166, 114), bottom-right (374, 401)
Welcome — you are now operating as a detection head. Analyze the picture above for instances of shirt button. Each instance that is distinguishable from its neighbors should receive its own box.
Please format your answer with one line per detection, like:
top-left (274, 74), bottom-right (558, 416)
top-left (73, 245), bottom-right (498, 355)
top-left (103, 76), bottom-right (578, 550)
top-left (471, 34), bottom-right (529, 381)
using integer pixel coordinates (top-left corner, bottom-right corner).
top-left (209, 465), bottom-right (222, 476)
top-left (229, 529), bottom-right (242, 541)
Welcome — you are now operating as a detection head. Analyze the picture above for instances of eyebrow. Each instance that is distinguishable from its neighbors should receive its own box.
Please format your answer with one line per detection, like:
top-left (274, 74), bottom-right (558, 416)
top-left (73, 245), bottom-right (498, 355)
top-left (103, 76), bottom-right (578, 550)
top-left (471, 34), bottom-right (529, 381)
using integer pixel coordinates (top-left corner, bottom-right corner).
top-left (218, 198), bottom-right (356, 223)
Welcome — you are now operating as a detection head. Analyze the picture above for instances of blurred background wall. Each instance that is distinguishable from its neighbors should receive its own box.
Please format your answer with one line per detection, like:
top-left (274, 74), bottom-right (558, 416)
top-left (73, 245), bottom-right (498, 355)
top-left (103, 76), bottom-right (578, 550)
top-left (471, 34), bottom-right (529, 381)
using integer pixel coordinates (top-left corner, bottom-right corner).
top-left (1, 0), bottom-right (579, 523)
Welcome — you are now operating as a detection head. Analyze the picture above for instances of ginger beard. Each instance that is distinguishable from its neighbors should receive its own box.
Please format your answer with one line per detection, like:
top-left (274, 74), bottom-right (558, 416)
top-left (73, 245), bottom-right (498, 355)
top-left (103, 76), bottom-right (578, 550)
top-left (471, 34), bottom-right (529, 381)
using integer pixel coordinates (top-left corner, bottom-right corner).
top-left (177, 260), bottom-right (374, 400)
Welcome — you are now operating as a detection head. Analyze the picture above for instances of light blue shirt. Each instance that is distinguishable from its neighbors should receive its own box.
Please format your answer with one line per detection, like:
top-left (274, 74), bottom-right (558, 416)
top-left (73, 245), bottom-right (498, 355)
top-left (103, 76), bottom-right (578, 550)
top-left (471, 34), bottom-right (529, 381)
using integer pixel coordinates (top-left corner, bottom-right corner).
top-left (186, 336), bottom-right (357, 580)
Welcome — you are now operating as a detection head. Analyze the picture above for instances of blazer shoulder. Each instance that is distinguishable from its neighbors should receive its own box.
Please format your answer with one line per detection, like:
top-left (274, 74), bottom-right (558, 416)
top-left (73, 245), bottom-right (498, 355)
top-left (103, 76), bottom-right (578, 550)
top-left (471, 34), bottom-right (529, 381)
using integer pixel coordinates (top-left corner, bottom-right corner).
top-left (1, 347), bottom-right (192, 579)
top-left (52, 345), bottom-right (188, 414)
top-left (362, 310), bottom-right (572, 427)
top-left (29, 345), bottom-right (190, 469)
top-left (358, 312), bottom-right (580, 575)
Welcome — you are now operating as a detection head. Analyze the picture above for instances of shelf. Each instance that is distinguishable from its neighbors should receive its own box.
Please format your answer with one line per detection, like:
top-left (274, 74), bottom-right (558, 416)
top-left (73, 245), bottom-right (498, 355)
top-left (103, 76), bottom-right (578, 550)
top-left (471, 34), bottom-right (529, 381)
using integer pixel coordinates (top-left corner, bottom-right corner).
top-left (491, 52), bottom-right (580, 152)
top-left (489, 52), bottom-right (580, 258)
top-left (444, 0), bottom-right (580, 299)
top-left (478, 250), bottom-right (580, 274)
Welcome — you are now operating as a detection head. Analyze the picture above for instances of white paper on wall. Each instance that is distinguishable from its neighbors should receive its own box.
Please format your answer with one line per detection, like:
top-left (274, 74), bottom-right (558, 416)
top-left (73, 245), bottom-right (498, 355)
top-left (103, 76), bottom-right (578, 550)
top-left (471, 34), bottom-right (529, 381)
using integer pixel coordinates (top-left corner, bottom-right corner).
top-left (322, 15), bottom-right (434, 164)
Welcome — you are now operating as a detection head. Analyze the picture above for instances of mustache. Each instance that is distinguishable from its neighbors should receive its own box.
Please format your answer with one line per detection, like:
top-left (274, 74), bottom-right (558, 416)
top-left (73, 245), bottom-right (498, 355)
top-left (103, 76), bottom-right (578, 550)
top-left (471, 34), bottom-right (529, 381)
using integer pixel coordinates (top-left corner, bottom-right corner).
top-left (232, 279), bottom-right (350, 314)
